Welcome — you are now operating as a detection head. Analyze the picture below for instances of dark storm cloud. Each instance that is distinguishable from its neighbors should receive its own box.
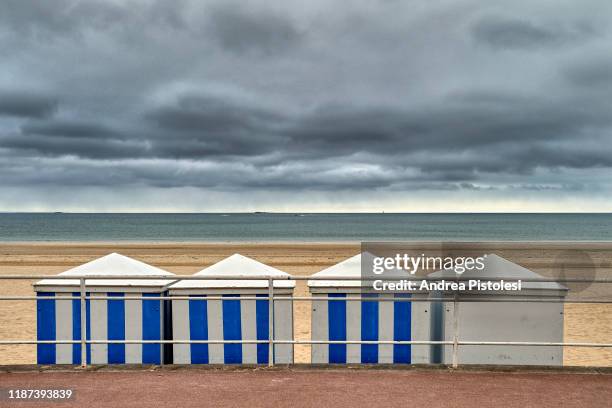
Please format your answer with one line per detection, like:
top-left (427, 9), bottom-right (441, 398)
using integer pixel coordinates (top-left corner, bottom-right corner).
top-left (1, 0), bottom-right (611, 204)
top-left (146, 95), bottom-right (286, 135)
top-left (0, 118), bottom-right (139, 159)
top-left (0, 154), bottom-right (401, 190)
top-left (139, 87), bottom-right (612, 164)
top-left (0, 91), bottom-right (58, 118)
top-left (565, 58), bottom-right (612, 87)
top-left (145, 94), bottom-right (289, 158)
top-left (21, 120), bottom-right (122, 139)
top-left (287, 96), bottom-right (601, 155)
top-left (205, 4), bottom-right (301, 55)
top-left (470, 15), bottom-right (597, 49)
top-left (3, 87), bottom-right (612, 176)
top-left (1, 134), bottom-right (146, 159)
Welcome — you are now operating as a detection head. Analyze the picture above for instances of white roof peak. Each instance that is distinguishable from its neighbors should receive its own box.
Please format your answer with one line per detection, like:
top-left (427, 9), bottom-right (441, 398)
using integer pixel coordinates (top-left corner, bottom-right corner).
top-left (57, 252), bottom-right (174, 277)
top-left (169, 253), bottom-right (295, 290)
top-left (308, 252), bottom-right (371, 288)
top-left (34, 253), bottom-right (175, 289)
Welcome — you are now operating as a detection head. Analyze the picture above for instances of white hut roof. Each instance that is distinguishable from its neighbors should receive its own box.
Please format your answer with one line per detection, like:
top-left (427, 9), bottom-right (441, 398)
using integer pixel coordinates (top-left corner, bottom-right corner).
top-left (34, 253), bottom-right (176, 288)
top-left (169, 254), bottom-right (295, 289)
top-left (428, 253), bottom-right (567, 291)
top-left (308, 253), bottom-right (373, 288)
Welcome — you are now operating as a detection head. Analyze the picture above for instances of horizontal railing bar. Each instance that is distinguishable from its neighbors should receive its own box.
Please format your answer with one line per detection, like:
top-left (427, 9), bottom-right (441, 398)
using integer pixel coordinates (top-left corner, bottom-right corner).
top-left (1, 274), bottom-right (611, 283)
top-left (4, 295), bottom-right (280, 301)
top-left (457, 341), bottom-right (612, 347)
top-left (273, 340), bottom-right (452, 345)
top-left (0, 340), bottom-right (268, 345)
top-left (0, 340), bottom-right (441, 345)
top-left (281, 297), bottom-right (611, 303)
top-left (277, 341), bottom-right (612, 347)
top-left (1, 340), bottom-right (611, 347)
top-left (0, 275), bottom-right (291, 280)
top-left (0, 296), bottom-right (276, 301)
top-left (3, 295), bottom-right (611, 304)
top-left (0, 340), bottom-right (81, 344)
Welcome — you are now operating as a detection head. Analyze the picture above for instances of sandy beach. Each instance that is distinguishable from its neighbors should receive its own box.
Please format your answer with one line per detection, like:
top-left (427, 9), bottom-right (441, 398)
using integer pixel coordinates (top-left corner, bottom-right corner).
top-left (0, 242), bottom-right (611, 366)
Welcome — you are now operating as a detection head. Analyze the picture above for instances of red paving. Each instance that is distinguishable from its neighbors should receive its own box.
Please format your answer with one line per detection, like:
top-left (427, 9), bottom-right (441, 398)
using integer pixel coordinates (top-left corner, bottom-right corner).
top-left (0, 368), bottom-right (611, 408)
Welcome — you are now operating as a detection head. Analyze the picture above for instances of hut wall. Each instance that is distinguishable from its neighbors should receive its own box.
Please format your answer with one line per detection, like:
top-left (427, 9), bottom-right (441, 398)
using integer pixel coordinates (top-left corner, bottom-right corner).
top-left (171, 293), bottom-right (293, 364)
top-left (430, 298), bottom-right (565, 365)
top-left (36, 291), bottom-right (165, 364)
top-left (310, 292), bottom-right (430, 364)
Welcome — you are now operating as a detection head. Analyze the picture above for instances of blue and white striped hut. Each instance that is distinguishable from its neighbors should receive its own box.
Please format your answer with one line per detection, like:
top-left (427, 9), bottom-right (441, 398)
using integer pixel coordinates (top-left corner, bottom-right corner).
top-left (169, 254), bottom-right (295, 365)
top-left (308, 253), bottom-right (430, 365)
top-left (33, 253), bottom-right (175, 365)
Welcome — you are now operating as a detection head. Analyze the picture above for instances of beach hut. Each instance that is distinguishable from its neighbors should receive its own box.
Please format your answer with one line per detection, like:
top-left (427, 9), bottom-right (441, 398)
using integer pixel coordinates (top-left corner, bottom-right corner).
top-left (168, 254), bottom-right (295, 365)
top-left (307, 253), bottom-right (431, 364)
top-left (33, 253), bottom-right (175, 365)
top-left (427, 253), bottom-right (568, 366)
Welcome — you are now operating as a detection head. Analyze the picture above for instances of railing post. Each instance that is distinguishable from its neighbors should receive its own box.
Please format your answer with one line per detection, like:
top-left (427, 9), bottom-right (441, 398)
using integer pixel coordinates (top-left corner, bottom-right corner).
top-left (80, 278), bottom-right (87, 369)
top-left (268, 277), bottom-right (274, 367)
top-left (452, 292), bottom-right (459, 369)
top-left (159, 295), bottom-right (164, 366)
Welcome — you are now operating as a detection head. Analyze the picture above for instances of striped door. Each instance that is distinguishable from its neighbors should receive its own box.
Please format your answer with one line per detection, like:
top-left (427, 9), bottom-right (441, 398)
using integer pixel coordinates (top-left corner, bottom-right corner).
top-left (36, 292), bottom-right (163, 364)
top-left (311, 293), bottom-right (411, 364)
top-left (172, 294), bottom-right (293, 364)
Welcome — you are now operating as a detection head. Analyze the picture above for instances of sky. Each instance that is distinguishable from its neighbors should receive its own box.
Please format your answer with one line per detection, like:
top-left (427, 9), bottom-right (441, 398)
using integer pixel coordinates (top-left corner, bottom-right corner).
top-left (1, 0), bottom-right (611, 212)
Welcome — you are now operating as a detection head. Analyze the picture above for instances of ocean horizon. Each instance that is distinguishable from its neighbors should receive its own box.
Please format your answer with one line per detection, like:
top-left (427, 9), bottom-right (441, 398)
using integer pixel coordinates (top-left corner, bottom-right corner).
top-left (1, 212), bottom-right (611, 242)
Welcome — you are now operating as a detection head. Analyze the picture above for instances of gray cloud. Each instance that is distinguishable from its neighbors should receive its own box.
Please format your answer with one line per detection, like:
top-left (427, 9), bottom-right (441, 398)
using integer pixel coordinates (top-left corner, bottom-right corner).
top-left (21, 120), bottom-right (122, 139)
top-left (566, 58), bottom-right (612, 87)
top-left (205, 4), bottom-right (301, 55)
top-left (470, 15), bottom-right (598, 49)
top-left (0, 0), bottom-right (186, 39)
top-left (146, 95), bottom-right (286, 135)
top-left (0, 91), bottom-right (58, 118)
top-left (1, 134), bottom-right (146, 159)
top-left (3, 87), bottom-right (612, 176)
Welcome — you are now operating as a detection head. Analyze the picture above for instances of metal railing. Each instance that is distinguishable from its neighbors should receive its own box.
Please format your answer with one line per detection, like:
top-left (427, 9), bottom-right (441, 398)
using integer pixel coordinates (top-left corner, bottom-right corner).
top-left (1, 274), bottom-right (611, 368)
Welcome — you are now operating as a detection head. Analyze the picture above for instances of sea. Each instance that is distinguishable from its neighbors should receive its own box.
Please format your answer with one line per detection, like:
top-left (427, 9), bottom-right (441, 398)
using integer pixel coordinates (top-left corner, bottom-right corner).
top-left (0, 213), bottom-right (611, 241)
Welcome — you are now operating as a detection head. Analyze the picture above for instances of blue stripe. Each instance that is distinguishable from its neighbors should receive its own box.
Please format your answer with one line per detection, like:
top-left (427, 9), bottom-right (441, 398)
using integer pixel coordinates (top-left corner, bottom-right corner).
top-left (107, 292), bottom-right (125, 364)
top-left (361, 294), bottom-right (379, 363)
top-left (72, 292), bottom-right (81, 364)
top-left (255, 294), bottom-right (269, 364)
top-left (393, 294), bottom-right (411, 364)
top-left (189, 296), bottom-right (208, 364)
top-left (36, 292), bottom-right (55, 364)
top-left (162, 293), bottom-right (172, 365)
top-left (142, 293), bottom-right (161, 364)
top-left (328, 294), bottom-right (346, 364)
top-left (86, 295), bottom-right (91, 364)
top-left (222, 295), bottom-right (242, 364)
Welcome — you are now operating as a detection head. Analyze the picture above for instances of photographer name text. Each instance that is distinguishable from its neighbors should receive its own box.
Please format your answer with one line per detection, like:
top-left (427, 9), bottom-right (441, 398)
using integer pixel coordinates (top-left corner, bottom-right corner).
top-left (372, 279), bottom-right (522, 292)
